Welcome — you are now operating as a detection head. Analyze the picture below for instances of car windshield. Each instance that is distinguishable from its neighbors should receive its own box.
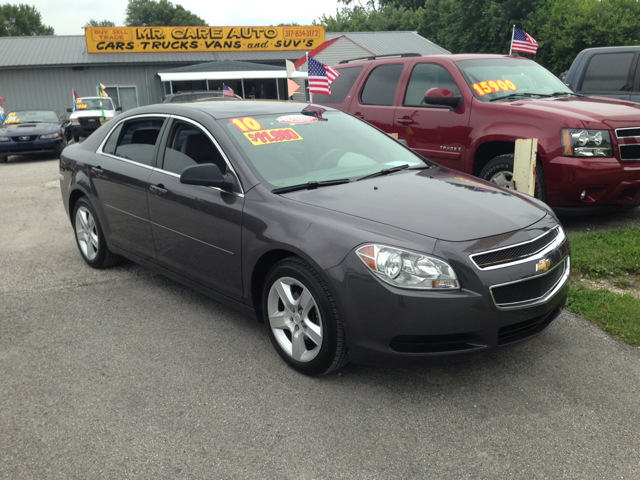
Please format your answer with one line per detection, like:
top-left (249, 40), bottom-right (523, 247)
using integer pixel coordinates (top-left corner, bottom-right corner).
top-left (219, 109), bottom-right (428, 189)
top-left (3, 110), bottom-right (59, 124)
top-left (456, 58), bottom-right (573, 102)
top-left (76, 98), bottom-right (115, 111)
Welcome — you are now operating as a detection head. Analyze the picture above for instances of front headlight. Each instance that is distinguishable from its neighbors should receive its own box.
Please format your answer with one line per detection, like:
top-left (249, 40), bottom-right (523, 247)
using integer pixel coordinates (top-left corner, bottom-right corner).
top-left (71, 118), bottom-right (80, 125)
top-left (40, 132), bottom-right (60, 140)
top-left (562, 129), bottom-right (612, 157)
top-left (0, 136), bottom-right (10, 142)
top-left (356, 244), bottom-right (460, 290)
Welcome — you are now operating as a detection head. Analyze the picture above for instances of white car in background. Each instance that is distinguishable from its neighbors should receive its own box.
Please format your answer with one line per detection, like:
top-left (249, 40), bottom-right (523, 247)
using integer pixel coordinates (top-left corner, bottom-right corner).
top-left (67, 97), bottom-right (121, 142)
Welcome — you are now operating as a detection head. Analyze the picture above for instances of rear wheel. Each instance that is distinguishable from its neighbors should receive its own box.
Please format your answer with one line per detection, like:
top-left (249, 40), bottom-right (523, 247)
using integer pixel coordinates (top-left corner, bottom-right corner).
top-left (72, 196), bottom-right (121, 269)
top-left (262, 257), bottom-right (349, 376)
top-left (479, 153), bottom-right (548, 202)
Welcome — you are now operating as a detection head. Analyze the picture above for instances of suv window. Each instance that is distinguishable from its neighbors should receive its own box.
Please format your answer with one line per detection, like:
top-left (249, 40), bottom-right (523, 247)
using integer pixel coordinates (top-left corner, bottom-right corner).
top-left (360, 64), bottom-right (404, 106)
top-left (312, 66), bottom-right (363, 104)
top-left (404, 63), bottom-right (461, 106)
top-left (111, 118), bottom-right (164, 166)
top-left (161, 120), bottom-right (227, 175)
top-left (581, 53), bottom-right (634, 92)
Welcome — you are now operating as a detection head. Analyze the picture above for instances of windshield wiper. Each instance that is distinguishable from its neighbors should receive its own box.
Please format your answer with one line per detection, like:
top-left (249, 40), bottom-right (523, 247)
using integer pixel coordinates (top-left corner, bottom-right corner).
top-left (549, 91), bottom-right (584, 97)
top-left (489, 92), bottom-right (551, 102)
top-left (357, 164), bottom-right (410, 181)
top-left (272, 178), bottom-right (350, 194)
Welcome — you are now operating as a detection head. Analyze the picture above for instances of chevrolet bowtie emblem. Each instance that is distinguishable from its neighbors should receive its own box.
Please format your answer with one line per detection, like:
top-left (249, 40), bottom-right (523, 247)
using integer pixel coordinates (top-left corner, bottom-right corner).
top-left (536, 258), bottom-right (551, 272)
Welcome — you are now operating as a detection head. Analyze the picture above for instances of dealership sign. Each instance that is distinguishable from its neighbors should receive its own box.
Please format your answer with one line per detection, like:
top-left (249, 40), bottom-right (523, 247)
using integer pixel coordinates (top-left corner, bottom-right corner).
top-left (85, 26), bottom-right (325, 53)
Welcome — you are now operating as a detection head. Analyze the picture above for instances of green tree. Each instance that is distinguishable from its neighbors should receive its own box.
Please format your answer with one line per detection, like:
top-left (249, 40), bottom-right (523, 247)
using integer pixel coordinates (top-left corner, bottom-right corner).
top-left (526, 0), bottom-right (640, 75)
top-left (125, 0), bottom-right (206, 27)
top-left (0, 3), bottom-right (54, 36)
top-left (86, 19), bottom-right (116, 27)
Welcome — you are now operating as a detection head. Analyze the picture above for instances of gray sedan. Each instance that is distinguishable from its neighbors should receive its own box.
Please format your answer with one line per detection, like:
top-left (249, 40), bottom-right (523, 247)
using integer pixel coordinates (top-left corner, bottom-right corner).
top-left (59, 101), bottom-right (570, 375)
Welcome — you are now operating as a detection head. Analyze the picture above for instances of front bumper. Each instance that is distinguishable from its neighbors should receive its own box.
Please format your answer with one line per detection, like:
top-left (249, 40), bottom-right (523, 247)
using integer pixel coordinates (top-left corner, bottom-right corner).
top-left (544, 155), bottom-right (640, 209)
top-left (324, 218), bottom-right (570, 366)
top-left (0, 137), bottom-right (64, 157)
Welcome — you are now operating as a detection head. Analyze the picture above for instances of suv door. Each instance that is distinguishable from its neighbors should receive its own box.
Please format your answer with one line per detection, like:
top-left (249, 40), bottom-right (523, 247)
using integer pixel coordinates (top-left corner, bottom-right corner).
top-left (350, 63), bottom-right (406, 133)
top-left (147, 117), bottom-right (244, 302)
top-left (93, 115), bottom-right (167, 262)
top-left (393, 61), bottom-right (471, 170)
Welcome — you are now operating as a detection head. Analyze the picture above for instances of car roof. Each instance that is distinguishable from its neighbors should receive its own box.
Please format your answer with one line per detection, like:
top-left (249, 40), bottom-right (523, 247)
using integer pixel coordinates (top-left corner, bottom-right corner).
top-left (126, 100), bottom-right (338, 120)
top-left (338, 53), bottom-right (532, 66)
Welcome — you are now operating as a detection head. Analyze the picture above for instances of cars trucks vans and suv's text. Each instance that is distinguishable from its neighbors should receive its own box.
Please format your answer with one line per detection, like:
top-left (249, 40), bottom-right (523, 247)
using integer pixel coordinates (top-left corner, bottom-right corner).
top-left (314, 53), bottom-right (640, 213)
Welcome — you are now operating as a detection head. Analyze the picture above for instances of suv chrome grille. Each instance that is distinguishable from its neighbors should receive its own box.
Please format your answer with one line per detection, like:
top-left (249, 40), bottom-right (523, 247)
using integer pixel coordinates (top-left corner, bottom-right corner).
top-left (615, 127), bottom-right (640, 138)
top-left (471, 228), bottom-right (560, 270)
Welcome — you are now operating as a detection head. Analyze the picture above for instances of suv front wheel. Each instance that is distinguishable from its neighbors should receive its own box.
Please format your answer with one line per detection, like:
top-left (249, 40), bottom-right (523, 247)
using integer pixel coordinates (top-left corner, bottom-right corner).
top-left (479, 153), bottom-right (548, 202)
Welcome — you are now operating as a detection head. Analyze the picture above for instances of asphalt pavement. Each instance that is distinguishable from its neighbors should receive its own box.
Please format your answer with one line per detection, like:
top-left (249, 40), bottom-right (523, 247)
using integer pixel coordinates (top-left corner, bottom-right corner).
top-left (2, 155), bottom-right (639, 479)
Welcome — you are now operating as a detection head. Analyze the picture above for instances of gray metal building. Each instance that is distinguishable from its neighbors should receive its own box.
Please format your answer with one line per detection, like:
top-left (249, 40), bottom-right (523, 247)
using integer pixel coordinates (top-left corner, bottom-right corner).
top-left (0, 31), bottom-right (448, 114)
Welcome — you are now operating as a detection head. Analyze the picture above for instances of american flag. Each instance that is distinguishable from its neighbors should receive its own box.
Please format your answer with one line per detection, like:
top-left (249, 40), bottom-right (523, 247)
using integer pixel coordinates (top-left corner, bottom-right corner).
top-left (511, 28), bottom-right (538, 55)
top-left (308, 55), bottom-right (340, 96)
top-left (223, 84), bottom-right (234, 97)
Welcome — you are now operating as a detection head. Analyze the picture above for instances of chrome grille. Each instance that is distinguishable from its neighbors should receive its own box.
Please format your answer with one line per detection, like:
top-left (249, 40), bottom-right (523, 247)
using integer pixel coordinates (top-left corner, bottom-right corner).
top-left (490, 258), bottom-right (569, 310)
top-left (619, 144), bottom-right (640, 161)
top-left (615, 127), bottom-right (640, 138)
top-left (471, 228), bottom-right (560, 270)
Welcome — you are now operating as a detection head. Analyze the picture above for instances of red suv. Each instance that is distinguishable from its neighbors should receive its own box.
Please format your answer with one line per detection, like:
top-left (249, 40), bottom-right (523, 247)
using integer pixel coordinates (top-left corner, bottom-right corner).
top-left (314, 53), bottom-right (640, 213)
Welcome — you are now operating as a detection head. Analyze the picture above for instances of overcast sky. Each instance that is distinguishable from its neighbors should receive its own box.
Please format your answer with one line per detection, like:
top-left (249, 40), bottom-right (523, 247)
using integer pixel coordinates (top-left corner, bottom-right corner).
top-left (37, 1), bottom-right (344, 36)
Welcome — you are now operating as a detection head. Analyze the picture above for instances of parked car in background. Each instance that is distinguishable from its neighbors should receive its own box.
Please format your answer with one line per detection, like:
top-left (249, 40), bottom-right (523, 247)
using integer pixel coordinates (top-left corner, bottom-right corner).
top-left (563, 46), bottom-right (640, 102)
top-left (0, 109), bottom-right (70, 161)
top-left (314, 53), bottom-right (640, 214)
top-left (67, 97), bottom-right (121, 142)
top-left (163, 91), bottom-right (241, 103)
top-left (59, 101), bottom-right (570, 375)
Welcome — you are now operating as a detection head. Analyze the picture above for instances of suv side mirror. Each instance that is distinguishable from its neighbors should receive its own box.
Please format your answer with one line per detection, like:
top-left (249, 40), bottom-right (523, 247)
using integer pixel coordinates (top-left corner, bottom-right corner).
top-left (66, 107), bottom-right (72, 113)
top-left (424, 88), bottom-right (462, 110)
top-left (116, 106), bottom-right (123, 112)
top-left (180, 163), bottom-right (238, 192)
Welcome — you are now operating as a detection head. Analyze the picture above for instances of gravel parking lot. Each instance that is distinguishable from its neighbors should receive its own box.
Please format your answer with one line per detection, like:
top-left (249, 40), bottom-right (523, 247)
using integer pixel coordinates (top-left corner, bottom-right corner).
top-left (2, 154), bottom-right (639, 479)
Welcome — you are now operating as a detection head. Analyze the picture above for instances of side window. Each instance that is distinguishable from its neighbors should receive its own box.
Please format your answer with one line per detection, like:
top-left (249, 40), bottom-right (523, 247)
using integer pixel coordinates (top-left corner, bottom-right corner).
top-left (102, 123), bottom-right (123, 155)
top-left (404, 63), bottom-right (461, 106)
top-left (112, 118), bottom-right (164, 166)
top-left (312, 66), bottom-right (363, 104)
top-left (580, 53), bottom-right (634, 92)
top-left (161, 120), bottom-right (227, 175)
top-left (360, 64), bottom-right (404, 106)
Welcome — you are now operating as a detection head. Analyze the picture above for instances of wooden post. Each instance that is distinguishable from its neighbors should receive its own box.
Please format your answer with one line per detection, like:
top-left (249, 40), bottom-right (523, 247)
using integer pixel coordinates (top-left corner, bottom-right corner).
top-left (513, 138), bottom-right (538, 196)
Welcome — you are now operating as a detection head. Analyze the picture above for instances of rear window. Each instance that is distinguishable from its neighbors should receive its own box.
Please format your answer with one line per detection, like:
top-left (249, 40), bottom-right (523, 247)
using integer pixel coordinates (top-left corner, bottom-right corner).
top-left (312, 66), bottom-right (363, 104)
top-left (580, 53), bottom-right (634, 92)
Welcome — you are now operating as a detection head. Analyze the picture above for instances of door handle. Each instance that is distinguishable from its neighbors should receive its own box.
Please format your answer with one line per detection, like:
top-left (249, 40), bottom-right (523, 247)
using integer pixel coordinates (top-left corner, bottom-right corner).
top-left (90, 166), bottom-right (103, 175)
top-left (353, 112), bottom-right (364, 119)
top-left (396, 117), bottom-right (414, 125)
top-left (149, 184), bottom-right (168, 196)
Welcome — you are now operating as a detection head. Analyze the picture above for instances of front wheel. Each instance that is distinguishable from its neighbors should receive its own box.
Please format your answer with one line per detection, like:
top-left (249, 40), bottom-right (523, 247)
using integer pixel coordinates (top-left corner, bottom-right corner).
top-left (262, 257), bottom-right (349, 376)
top-left (72, 196), bottom-right (121, 269)
top-left (479, 153), bottom-right (548, 202)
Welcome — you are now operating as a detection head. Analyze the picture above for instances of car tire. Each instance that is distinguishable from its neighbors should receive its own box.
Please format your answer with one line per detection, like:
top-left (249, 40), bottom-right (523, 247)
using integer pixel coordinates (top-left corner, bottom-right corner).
top-left (262, 257), bottom-right (349, 376)
top-left (72, 196), bottom-right (121, 269)
top-left (479, 153), bottom-right (548, 202)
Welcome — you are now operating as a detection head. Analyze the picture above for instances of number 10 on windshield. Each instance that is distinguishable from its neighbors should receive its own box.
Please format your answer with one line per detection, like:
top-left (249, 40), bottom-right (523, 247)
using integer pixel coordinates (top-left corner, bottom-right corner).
top-left (471, 80), bottom-right (518, 96)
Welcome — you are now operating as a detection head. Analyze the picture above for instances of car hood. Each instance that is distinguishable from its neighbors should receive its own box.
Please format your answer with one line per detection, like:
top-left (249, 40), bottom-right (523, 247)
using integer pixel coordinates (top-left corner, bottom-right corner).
top-left (280, 168), bottom-right (548, 242)
top-left (1, 123), bottom-right (59, 135)
top-left (501, 95), bottom-right (640, 130)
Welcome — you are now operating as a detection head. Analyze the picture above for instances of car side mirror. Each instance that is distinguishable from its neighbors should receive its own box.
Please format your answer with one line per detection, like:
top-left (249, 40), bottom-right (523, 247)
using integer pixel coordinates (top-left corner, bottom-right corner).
top-left (116, 106), bottom-right (123, 112)
top-left (424, 88), bottom-right (462, 110)
top-left (66, 107), bottom-right (72, 113)
top-left (180, 163), bottom-right (238, 191)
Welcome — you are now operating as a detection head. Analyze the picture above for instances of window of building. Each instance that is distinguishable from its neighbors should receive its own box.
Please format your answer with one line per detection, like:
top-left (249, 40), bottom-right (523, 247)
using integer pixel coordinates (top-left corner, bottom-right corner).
top-left (103, 86), bottom-right (139, 111)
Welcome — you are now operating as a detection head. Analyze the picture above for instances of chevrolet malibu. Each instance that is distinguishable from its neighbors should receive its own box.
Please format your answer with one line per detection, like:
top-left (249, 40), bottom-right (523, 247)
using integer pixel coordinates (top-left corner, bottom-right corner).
top-left (59, 101), bottom-right (570, 375)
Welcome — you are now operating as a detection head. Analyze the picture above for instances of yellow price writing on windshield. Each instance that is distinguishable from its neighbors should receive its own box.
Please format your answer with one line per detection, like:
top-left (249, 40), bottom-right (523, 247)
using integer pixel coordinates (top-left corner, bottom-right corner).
top-left (471, 80), bottom-right (518, 96)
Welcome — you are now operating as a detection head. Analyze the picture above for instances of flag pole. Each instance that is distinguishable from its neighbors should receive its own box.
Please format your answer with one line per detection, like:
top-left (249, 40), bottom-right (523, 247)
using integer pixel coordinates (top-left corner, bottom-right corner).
top-left (509, 25), bottom-right (515, 55)
top-left (307, 51), bottom-right (313, 104)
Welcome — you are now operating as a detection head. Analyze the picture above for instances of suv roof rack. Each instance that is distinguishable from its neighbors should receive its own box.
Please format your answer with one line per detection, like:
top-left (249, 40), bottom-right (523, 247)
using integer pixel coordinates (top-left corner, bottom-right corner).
top-left (339, 53), bottom-right (422, 64)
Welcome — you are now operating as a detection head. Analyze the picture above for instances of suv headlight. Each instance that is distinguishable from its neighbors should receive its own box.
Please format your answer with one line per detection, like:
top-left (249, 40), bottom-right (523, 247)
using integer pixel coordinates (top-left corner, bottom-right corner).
top-left (40, 133), bottom-right (60, 140)
top-left (71, 118), bottom-right (80, 125)
top-left (562, 129), bottom-right (612, 157)
top-left (356, 244), bottom-right (460, 290)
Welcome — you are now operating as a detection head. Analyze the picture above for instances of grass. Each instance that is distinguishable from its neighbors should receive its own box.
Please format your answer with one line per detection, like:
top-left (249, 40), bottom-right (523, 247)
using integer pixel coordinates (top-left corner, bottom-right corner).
top-left (565, 227), bottom-right (640, 347)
